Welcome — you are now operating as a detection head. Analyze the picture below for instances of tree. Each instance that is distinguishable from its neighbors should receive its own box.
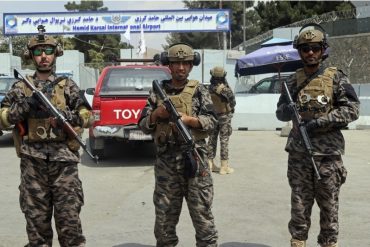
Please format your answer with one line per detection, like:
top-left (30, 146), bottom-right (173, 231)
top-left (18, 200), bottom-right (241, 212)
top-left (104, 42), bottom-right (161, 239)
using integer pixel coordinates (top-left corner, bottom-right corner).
top-left (254, 1), bottom-right (355, 32)
top-left (64, 0), bottom-right (130, 63)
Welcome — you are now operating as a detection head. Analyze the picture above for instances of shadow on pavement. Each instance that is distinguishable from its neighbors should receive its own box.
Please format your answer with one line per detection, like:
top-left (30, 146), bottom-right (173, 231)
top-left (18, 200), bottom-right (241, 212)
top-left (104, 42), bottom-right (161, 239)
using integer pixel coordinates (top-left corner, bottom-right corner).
top-left (112, 242), bottom-right (271, 247)
top-left (220, 243), bottom-right (272, 247)
top-left (113, 244), bottom-right (154, 247)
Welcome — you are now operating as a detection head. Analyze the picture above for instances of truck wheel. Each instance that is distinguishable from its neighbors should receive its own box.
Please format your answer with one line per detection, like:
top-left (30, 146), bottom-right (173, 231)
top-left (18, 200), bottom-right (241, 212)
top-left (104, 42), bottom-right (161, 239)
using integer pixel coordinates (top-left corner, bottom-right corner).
top-left (89, 136), bottom-right (105, 159)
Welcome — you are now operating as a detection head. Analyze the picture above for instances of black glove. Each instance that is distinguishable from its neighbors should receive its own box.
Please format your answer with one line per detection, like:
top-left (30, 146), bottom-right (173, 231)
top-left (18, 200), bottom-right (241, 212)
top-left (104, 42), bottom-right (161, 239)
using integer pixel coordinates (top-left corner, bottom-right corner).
top-left (304, 119), bottom-right (319, 133)
top-left (285, 102), bottom-right (296, 117)
top-left (25, 96), bottom-right (43, 111)
top-left (60, 109), bottom-right (80, 126)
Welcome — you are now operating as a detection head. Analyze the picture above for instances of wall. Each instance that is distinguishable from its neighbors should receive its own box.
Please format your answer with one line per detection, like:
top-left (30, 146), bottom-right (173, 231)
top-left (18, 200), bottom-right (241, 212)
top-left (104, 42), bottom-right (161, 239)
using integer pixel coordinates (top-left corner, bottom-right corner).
top-left (0, 53), bottom-right (21, 76)
top-left (56, 50), bottom-right (84, 86)
top-left (324, 33), bottom-right (370, 84)
top-left (56, 50), bottom-right (99, 89)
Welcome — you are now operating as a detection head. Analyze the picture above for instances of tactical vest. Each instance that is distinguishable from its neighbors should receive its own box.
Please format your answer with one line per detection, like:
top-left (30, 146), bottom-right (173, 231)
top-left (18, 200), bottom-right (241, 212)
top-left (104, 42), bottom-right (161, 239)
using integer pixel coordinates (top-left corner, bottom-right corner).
top-left (22, 75), bottom-right (68, 142)
top-left (296, 67), bottom-right (336, 120)
top-left (154, 80), bottom-right (208, 146)
top-left (210, 83), bottom-right (232, 114)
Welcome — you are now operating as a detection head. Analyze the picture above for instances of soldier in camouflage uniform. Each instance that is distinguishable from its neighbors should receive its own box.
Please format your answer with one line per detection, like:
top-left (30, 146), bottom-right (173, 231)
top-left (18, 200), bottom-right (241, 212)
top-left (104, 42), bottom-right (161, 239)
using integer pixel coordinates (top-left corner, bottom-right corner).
top-left (0, 25), bottom-right (93, 247)
top-left (207, 66), bottom-right (236, 175)
top-left (138, 43), bottom-right (218, 246)
top-left (276, 23), bottom-right (360, 247)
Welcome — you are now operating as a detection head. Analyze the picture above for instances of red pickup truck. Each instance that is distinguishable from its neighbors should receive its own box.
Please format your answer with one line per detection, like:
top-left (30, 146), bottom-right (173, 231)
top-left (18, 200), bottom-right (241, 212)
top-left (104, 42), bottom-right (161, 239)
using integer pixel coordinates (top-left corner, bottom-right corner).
top-left (86, 61), bottom-right (171, 158)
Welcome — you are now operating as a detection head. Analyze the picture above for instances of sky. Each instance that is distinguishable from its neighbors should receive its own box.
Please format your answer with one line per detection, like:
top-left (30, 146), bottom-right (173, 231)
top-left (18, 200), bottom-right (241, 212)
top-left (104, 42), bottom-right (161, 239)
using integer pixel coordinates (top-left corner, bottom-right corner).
top-left (0, 0), bottom-right (185, 50)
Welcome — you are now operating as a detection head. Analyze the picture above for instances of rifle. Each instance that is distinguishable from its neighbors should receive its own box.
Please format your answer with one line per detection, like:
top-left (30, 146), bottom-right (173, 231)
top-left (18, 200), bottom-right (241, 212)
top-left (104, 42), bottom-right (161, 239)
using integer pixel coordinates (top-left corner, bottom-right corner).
top-left (14, 69), bottom-right (99, 163)
top-left (152, 80), bottom-right (207, 177)
top-left (282, 81), bottom-right (321, 180)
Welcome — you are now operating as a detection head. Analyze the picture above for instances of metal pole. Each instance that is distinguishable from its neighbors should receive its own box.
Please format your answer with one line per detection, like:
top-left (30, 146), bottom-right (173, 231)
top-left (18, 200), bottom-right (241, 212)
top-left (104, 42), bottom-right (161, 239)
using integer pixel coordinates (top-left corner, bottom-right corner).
top-left (202, 49), bottom-right (204, 83)
top-left (243, 1), bottom-right (246, 52)
top-left (223, 31), bottom-right (227, 51)
top-left (9, 36), bottom-right (13, 55)
top-left (220, 0), bottom-right (226, 66)
top-left (229, 31), bottom-right (232, 50)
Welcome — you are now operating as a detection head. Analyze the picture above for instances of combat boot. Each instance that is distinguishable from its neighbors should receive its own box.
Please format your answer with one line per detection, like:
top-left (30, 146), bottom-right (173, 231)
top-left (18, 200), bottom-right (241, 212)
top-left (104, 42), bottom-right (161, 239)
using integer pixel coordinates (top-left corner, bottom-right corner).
top-left (290, 239), bottom-right (306, 247)
top-left (219, 159), bottom-right (234, 175)
top-left (320, 243), bottom-right (338, 247)
top-left (208, 159), bottom-right (220, 172)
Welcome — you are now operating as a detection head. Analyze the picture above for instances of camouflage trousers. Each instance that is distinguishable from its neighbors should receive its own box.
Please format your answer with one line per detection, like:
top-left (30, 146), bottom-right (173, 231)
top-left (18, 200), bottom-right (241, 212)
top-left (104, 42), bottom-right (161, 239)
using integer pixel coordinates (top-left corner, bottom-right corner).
top-left (287, 152), bottom-right (347, 245)
top-left (153, 151), bottom-right (218, 247)
top-left (207, 113), bottom-right (233, 160)
top-left (20, 155), bottom-right (85, 247)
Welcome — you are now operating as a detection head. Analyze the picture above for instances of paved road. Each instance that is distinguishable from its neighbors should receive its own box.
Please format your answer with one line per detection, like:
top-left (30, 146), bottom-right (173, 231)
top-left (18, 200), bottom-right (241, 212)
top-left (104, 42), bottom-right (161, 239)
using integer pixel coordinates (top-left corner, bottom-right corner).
top-left (0, 130), bottom-right (369, 247)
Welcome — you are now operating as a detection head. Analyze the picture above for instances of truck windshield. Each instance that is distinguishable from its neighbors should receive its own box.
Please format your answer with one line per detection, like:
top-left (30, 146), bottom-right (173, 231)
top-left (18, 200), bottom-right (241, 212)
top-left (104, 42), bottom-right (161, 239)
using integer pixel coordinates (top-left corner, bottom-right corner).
top-left (101, 68), bottom-right (171, 92)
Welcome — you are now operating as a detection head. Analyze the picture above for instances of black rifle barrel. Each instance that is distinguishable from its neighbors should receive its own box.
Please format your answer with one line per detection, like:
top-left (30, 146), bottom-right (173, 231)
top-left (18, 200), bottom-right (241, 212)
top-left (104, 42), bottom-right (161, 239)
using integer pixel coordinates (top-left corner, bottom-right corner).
top-left (282, 81), bottom-right (321, 180)
top-left (13, 69), bottom-right (99, 163)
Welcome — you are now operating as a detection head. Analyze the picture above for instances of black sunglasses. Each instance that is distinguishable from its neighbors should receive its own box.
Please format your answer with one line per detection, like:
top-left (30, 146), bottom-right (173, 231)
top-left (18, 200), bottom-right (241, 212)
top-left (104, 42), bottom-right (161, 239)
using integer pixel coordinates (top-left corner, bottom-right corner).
top-left (299, 44), bottom-right (322, 53)
top-left (32, 47), bottom-right (55, 56)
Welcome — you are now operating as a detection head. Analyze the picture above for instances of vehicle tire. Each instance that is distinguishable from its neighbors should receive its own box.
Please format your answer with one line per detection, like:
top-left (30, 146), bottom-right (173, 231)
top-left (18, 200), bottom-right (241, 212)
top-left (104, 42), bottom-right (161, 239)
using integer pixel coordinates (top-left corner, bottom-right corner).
top-left (89, 136), bottom-right (105, 159)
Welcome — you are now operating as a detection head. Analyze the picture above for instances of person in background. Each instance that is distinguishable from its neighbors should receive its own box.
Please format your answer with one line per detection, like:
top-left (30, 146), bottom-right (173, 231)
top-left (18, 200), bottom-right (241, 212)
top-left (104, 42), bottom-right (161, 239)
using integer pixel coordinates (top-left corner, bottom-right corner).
top-left (207, 66), bottom-right (236, 175)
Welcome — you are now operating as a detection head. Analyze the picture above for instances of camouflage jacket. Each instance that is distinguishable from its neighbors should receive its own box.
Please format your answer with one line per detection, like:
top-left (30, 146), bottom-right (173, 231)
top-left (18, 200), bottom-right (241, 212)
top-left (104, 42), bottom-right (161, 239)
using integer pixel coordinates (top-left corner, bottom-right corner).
top-left (138, 79), bottom-right (217, 155)
top-left (1, 73), bottom-right (90, 162)
top-left (276, 67), bottom-right (360, 155)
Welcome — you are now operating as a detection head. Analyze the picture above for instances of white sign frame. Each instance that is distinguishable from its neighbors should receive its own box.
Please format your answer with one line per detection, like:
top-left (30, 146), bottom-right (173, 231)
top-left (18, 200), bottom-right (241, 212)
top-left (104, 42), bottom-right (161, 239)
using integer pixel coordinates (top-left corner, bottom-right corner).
top-left (3, 9), bottom-right (230, 36)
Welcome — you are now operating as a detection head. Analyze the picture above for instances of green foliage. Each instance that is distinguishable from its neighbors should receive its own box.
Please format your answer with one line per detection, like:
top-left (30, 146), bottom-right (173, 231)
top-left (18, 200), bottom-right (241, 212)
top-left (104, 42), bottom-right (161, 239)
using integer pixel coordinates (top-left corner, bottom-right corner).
top-left (63, 0), bottom-right (129, 63)
top-left (88, 49), bottom-right (105, 71)
top-left (254, 1), bottom-right (355, 31)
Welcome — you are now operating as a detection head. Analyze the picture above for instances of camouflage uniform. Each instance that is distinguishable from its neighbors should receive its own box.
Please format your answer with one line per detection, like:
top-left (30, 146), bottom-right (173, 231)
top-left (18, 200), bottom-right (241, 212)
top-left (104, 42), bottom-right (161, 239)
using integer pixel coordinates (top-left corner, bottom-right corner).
top-left (276, 68), bottom-right (359, 245)
top-left (139, 79), bottom-right (218, 246)
top-left (207, 79), bottom-right (236, 161)
top-left (0, 25), bottom-right (92, 246)
top-left (0, 73), bottom-right (89, 247)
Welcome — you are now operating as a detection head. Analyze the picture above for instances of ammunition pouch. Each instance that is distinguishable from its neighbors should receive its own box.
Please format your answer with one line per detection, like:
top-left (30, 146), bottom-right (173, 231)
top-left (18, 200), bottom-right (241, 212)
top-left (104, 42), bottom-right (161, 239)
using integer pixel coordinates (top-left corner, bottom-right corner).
top-left (27, 118), bottom-right (66, 142)
top-left (153, 121), bottom-right (173, 145)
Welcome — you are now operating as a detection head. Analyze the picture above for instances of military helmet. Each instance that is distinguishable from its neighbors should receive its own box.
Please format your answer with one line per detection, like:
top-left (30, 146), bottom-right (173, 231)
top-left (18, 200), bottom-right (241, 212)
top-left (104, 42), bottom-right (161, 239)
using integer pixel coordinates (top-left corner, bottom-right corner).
top-left (167, 43), bottom-right (195, 62)
top-left (210, 66), bottom-right (227, 78)
top-left (24, 25), bottom-right (63, 72)
top-left (160, 42), bottom-right (201, 66)
top-left (293, 23), bottom-right (328, 49)
top-left (24, 25), bottom-right (63, 62)
top-left (296, 29), bottom-right (325, 47)
top-left (27, 25), bottom-right (58, 49)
